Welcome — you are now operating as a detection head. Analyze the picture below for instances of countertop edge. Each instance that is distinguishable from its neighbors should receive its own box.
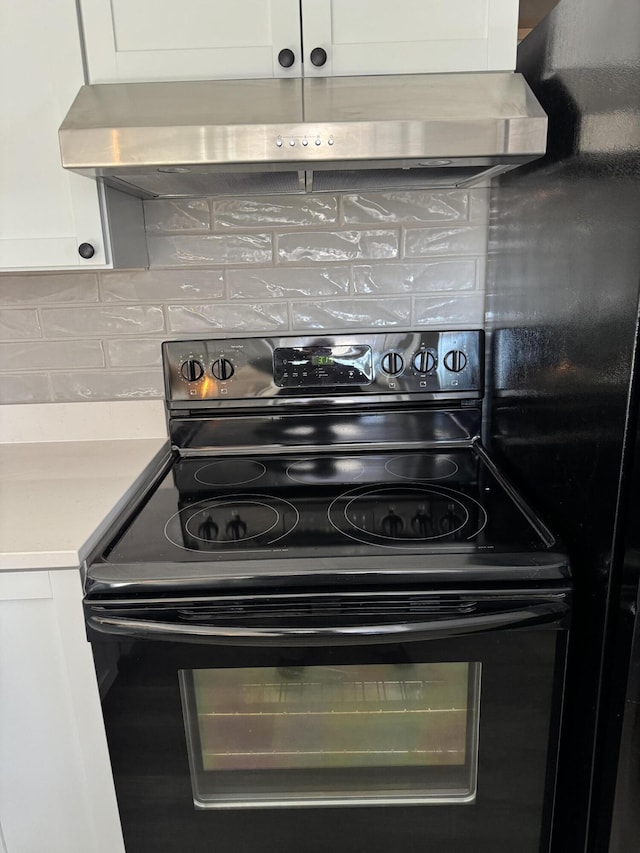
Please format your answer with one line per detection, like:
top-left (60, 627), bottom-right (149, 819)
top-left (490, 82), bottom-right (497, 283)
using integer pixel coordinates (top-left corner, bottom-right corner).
top-left (0, 438), bottom-right (171, 572)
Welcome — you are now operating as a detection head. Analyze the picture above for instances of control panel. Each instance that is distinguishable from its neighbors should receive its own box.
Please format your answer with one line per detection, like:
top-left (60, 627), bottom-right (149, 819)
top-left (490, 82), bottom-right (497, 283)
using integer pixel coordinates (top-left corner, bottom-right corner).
top-left (163, 331), bottom-right (483, 405)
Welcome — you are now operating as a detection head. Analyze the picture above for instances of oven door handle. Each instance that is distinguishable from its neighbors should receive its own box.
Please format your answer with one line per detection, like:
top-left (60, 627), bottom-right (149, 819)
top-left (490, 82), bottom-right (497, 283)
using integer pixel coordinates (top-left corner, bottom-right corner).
top-left (87, 599), bottom-right (569, 646)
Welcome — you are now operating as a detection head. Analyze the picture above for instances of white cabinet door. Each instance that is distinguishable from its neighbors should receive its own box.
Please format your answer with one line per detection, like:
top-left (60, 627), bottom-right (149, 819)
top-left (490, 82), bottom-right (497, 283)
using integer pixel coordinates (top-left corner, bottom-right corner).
top-left (0, 571), bottom-right (124, 853)
top-left (0, 0), bottom-right (108, 270)
top-left (81, 0), bottom-right (302, 82)
top-left (301, 0), bottom-right (519, 76)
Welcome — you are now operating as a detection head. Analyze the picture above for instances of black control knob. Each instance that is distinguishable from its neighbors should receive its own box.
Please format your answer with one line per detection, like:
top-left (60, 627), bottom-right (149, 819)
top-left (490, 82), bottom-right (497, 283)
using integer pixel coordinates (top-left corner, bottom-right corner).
top-left (440, 502), bottom-right (463, 536)
top-left (310, 47), bottom-right (328, 67)
top-left (198, 515), bottom-right (219, 542)
top-left (412, 505), bottom-right (432, 538)
top-left (381, 507), bottom-right (404, 538)
top-left (226, 512), bottom-right (247, 541)
top-left (180, 358), bottom-right (204, 382)
top-left (278, 48), bottom-right (295, 68)
top-left (381, 352), bottom-right (404, 376)
top-left (443, 350), bottom-right (468, 372)
top-left (78, 242), bottom-right (95, 259)
top-left (211, 357), bottom-right (235, 381)
top-left (413, 350), bottom-right (437, 374)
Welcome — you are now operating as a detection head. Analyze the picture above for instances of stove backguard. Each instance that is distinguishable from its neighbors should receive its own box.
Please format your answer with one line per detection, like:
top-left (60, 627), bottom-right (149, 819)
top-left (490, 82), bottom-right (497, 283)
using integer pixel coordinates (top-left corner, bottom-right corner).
top-left (162, 331), bottom-right (484, 454)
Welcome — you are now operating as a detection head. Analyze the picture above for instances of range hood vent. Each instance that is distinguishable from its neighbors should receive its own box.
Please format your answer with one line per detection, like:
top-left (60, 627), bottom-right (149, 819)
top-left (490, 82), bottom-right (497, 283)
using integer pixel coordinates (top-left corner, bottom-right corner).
top-left (59, 72), bottom-right (547, 199)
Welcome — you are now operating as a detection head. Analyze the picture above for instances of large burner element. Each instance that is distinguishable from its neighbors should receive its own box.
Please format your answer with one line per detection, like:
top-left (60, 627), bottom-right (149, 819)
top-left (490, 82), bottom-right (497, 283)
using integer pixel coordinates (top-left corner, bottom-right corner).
top-left (329, 484), bottom-right (487, 548)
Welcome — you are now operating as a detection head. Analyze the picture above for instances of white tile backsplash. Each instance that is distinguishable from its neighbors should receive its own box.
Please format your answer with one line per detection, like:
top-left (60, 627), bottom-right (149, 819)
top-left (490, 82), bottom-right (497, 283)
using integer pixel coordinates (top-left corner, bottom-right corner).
top-left (105, 339), bottom-right (165, 368)
top-left (0, 309), bottom-right (42, 340)
top-left (353, 261), bottom-right (478, 294)
top-left (0, 374), bottom-right (53, 404)
top-left (167, 302), bottom-right (289, 333)
top-left (342, 191), bottom-right (469, 224)
top-left (100, 269), bottom-right (225, 303)
top-left (0, 188), bottom-right (487, 403)
top-left (0, 340), bottom-right (105, 370)
top-left (214, 196), bottom-right (339, 229)
top-left (414, 294), bottom-right (486, 326)
top-left (291, 298), bottom-right (411, 329)
top-left (277, 229), bottom-right (399, 262)
top-left (227, 266), bottom-right (350, 299)
top-left (143, 199), bottom-right (211, 232)
top-left (0, 273), bottom-right (99, 305)
top-left (50, 370), bottom-right (164, 402)
top-left (404, 225), bottom-right (487, 257)
top-left (41, 305), bottom-right (165, 337)
top-left (147, 233), bottom-right (272, 266)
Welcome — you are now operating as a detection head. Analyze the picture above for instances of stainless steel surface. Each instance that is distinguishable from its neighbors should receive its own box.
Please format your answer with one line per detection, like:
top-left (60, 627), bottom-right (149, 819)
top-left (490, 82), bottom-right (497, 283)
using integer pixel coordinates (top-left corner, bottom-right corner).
top-left (59, 73), bottom-right (547, 197)
top-left (163, 331), bottom-right (483, 408)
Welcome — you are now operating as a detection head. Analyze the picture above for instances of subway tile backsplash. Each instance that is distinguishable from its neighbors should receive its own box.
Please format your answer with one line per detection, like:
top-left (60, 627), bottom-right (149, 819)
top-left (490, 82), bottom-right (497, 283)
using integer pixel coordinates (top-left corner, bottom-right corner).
top-left (0, 189), bottom-right (488, 403)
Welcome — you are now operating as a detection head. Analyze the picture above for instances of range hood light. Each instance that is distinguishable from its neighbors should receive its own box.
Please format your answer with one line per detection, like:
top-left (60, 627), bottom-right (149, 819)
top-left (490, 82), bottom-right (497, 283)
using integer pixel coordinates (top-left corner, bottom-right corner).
top-left (157, 166), bottom-right (192, 173)
top-left (419, 159), bottom-right (453, 166)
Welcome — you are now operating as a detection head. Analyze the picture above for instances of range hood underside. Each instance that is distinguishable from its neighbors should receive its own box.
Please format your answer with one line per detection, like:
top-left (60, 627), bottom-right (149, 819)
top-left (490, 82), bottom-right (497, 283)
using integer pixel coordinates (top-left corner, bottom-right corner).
top-left (88, 159), bottom-right (532, 199)
top-left (60, 73), bottom-right (548, 199)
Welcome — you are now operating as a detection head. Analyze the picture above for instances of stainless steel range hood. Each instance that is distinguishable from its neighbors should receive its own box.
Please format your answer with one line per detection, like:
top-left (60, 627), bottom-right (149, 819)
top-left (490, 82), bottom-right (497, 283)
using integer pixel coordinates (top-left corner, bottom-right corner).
top-left (59, 72), bottom-right (547, 199)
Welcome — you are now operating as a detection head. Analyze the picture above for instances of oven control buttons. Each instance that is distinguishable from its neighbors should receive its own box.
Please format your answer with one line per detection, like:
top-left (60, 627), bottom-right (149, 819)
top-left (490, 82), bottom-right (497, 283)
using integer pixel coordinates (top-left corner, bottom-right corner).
top-left (211, 357), bottom-right (235, 381)
top-left (180, 358), bottom-right (204, 382)
top-left (380, 351), bottom-right (404, 376)
top-left (443, 350), bottom-right (468, 372)
top-left (412, 350), bottom-right (437, 374)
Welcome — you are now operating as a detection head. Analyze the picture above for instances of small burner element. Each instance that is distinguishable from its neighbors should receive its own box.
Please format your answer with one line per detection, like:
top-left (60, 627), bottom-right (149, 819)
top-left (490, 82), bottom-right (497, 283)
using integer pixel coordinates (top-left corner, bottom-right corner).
top-left (164, 494), bottom-right (300, 552)
top-left (195, 459), bottom-right (267, 486)
top-left (385, 454), bottom-right (458, 481)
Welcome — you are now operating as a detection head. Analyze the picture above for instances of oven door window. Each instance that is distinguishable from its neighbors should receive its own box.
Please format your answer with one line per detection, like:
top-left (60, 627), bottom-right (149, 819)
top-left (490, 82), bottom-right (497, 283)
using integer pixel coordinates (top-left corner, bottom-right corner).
top-left (179, 661), bottom-right (480, 807)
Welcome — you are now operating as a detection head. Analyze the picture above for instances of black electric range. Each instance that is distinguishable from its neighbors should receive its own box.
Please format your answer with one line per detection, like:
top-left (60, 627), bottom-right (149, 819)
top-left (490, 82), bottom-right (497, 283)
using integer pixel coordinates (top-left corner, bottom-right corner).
top-left (83, 332), bottom-right (571, 853)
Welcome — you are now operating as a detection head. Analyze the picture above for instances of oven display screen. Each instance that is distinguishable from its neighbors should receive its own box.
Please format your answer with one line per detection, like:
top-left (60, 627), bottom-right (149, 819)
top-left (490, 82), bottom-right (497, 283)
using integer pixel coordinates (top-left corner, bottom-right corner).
top-left (274, 345), bottom-right (373, 388)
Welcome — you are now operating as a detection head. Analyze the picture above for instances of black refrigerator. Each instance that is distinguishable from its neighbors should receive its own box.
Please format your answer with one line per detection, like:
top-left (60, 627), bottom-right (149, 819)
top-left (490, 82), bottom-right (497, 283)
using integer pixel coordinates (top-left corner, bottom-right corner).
top-left (486, 0), bottom-right (640, 851)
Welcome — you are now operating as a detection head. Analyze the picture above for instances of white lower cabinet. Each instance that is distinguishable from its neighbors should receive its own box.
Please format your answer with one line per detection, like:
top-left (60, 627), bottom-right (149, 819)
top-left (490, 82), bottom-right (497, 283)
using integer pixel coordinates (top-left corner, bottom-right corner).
top-left (0, 570), bottom-right (124, 853)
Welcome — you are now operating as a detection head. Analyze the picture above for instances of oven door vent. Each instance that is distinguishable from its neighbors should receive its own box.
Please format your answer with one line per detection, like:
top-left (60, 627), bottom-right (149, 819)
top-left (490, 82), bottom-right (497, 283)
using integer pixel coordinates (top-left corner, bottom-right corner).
top-left (176, 594), bottom-right (478, 626)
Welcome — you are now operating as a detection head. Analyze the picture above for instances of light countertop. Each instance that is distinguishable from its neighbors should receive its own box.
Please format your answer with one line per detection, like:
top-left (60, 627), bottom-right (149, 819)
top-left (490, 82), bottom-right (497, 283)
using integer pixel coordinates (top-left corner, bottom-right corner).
top-left (0, 402), bottom-right (169, 571)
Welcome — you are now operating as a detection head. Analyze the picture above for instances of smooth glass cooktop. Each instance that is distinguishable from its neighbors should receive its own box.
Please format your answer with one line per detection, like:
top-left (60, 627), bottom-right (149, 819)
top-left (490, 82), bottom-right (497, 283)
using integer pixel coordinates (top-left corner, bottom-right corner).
top-left (101, 449), bottom-right (555, 565)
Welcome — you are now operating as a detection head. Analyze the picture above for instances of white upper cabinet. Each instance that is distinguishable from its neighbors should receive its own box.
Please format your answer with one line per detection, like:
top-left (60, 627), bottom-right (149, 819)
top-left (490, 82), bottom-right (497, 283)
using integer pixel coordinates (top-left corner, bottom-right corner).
top-left (0, 0), bottom-right (108, 270)
top-left (81, 0), bottom-right (303, 82)
top-left (302, 0), bottom-right (519, 77)
top-left (80, 0), bottom-right (519, 84)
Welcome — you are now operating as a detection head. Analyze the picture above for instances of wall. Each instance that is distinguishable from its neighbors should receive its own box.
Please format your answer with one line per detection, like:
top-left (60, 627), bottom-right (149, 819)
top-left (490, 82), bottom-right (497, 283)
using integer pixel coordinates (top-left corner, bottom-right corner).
top-left (0, 188), bottom-right (487, 403)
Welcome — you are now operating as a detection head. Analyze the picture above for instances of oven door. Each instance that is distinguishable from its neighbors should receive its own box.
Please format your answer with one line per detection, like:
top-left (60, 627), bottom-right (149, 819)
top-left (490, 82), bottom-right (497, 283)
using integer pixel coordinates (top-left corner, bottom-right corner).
top-left (86, 587), bottom-right (569, 853)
